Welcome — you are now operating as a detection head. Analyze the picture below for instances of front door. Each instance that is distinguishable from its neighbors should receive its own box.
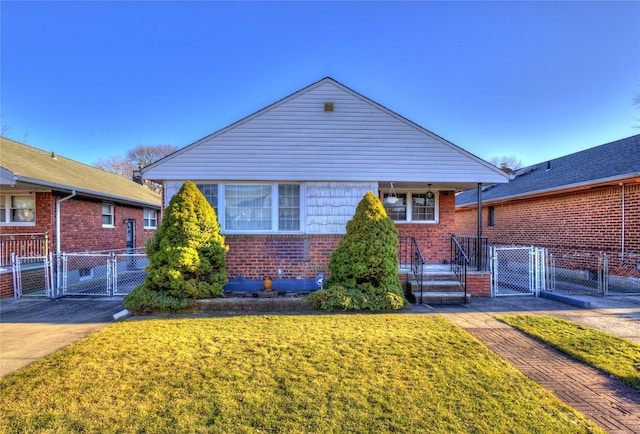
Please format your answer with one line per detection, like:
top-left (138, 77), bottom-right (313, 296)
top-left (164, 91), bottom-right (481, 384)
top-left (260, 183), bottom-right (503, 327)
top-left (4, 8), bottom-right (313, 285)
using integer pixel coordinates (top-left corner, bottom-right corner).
top-left (126, 220), bottom-right (135, 253)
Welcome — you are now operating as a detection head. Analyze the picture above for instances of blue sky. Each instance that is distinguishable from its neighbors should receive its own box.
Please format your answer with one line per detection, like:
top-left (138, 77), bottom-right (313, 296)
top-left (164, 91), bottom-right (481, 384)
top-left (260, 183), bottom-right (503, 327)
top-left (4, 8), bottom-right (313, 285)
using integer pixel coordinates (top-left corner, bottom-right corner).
top-left (2, 1), bottom-right (639, 168)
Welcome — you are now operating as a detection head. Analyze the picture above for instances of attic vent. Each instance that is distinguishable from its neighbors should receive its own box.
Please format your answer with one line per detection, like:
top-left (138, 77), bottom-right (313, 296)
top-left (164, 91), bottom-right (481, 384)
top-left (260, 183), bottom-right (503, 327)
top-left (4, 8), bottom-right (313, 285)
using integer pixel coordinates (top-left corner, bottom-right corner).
top-left (546, 161), bottom-right (551, 171)
top-left (324, 102), bottom-right (334, 112)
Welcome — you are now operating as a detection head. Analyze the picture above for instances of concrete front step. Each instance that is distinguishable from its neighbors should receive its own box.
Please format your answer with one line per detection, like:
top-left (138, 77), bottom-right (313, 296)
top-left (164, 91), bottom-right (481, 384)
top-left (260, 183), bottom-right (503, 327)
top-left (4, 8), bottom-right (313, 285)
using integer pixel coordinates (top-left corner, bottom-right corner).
top-left (409, 280), bottom-right (464, 293)
top-left (419, 272), bottom-right (460, 282)
top-left (413, 292), bottom-right (471, 305)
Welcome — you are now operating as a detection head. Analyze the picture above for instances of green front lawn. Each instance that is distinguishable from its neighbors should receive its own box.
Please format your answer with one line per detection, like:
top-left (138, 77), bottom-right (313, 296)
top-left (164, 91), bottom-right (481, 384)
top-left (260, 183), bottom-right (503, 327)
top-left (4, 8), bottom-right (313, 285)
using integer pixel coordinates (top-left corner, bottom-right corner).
top-left (497, 315), bottom-right (640, 390)
top-left (1, 314), bottom-right (602, 433)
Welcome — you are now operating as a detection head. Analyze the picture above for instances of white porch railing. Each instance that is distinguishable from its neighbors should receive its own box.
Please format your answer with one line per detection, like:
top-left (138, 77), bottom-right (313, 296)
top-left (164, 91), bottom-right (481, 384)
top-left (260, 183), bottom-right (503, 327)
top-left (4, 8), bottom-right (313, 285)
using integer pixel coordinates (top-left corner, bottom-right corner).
top-left (0, 233), bottom-right (49, 267)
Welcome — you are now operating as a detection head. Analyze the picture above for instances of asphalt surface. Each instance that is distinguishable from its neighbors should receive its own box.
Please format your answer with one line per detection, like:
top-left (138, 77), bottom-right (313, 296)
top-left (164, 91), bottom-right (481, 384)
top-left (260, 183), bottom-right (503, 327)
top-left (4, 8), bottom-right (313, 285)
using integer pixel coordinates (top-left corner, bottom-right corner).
top-left (0, 297), bottom-right (125, 377)
top-left (1, 294), bottom-right (639, 379)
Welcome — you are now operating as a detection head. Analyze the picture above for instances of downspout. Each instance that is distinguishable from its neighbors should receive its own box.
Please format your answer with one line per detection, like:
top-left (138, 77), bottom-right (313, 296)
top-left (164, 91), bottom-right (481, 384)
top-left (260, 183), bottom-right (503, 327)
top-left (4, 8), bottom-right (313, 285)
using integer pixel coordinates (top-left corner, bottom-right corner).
top-left (621, 183), bottom-right (625, 265)
top-left (477, 183), bottom-right (483, 271)
top-left (56, 190), bottom-right (76, 289)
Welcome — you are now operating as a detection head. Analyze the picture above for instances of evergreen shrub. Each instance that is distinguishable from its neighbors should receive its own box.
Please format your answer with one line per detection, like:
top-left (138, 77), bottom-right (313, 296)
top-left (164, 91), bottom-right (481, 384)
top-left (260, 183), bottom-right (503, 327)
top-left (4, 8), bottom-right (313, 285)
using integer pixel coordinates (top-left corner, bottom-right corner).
top-left (308, 191), bottom-right (406, 310)
top-left (125, 180), bottom-right (228, 312)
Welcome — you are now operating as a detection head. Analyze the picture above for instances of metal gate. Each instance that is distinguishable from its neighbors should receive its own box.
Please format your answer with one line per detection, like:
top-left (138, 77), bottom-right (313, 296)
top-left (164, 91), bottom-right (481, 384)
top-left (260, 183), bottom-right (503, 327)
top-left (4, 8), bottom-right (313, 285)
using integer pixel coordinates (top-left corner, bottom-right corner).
top-left (490, 246), bottom-right (548, 297)
top-left (61, 251), bottom-right (148, 297)
top-left (12, 253), bottom-right (52, 298)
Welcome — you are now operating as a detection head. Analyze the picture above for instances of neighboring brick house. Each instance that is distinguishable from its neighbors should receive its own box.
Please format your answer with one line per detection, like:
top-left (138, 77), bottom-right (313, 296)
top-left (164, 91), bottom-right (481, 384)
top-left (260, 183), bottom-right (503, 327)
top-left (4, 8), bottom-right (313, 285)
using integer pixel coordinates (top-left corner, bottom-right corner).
top-left (456, 134), bottom-right (640, 285)
top-left (142, 77), bottom-right (510, 293)
top-left (0, 137), bottom-right (161, 297)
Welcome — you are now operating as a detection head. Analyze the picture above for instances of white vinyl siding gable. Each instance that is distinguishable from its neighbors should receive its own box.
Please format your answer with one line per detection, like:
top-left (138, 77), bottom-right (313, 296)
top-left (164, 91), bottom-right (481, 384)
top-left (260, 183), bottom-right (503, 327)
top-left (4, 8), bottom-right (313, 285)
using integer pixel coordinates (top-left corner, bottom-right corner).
top-left (143, 79), bottom-right (509, 186)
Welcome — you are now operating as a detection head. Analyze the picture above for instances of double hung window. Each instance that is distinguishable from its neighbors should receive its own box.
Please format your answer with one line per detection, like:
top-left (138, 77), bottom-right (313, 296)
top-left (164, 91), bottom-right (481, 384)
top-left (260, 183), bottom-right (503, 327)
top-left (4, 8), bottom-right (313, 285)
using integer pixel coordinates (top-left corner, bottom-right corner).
top-left (144, 209), bottom-right (158, 229)
top-left (102, 203), bottom-right (114, 227)
top-left (382, 191), bottom-right (437, 223)
top-left (0, 195), bottom-right (36, 225)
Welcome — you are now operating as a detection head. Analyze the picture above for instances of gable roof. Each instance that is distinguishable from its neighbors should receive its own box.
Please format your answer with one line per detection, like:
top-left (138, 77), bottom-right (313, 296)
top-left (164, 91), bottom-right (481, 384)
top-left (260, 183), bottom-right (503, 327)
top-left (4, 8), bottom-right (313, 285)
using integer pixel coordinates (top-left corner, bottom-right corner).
top-left (456, 134), bottom-right (640, 207)
top-left (0, 137), bottom-right (161, 208)
top-left (143, 77), bottom-right (510, 190)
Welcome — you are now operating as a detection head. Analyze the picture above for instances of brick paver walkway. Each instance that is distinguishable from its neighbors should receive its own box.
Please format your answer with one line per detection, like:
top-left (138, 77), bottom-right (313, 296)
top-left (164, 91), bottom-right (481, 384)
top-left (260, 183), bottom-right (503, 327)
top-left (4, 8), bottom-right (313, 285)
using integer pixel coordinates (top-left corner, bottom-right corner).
top-left (441, 313), bottom-right (640, 434)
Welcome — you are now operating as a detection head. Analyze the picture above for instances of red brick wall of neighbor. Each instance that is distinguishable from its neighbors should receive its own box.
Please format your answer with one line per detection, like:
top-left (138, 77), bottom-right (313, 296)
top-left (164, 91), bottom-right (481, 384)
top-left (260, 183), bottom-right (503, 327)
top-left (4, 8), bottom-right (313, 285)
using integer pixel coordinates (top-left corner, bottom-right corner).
top-left (0, 193), bottom-right (156, 298)
top-left (455, 183), bottom-right (640, 278)
top-left (0, 274), bottom-right (12, 298)
top-left (58, 198), bottom-right (155, 252)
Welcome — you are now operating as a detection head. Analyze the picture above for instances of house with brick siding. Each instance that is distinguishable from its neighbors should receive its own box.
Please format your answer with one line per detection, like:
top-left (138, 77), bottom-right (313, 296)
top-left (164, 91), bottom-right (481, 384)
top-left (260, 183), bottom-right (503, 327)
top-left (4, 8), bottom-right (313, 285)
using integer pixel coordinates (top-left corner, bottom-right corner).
top-left (456, 134), bottom-right (640, 287)
top-left (0, 137), bottom-right (161, 298)
top-left (142, 77), bottom-right (510, 293)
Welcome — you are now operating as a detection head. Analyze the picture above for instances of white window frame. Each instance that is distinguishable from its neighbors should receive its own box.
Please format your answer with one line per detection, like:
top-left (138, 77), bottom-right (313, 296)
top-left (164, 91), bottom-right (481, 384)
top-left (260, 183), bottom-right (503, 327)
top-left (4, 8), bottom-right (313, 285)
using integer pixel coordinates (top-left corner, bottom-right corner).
top-left (143, 208), bottom-right (158, 229)
top-left (196, 182), bottom-right (303, 234)
top-left (102, 203), bottom-right (115, 227)
top-left (0, 194), bottom-right (36, 226)
top-left (381, 190), bottom-right (439, 223)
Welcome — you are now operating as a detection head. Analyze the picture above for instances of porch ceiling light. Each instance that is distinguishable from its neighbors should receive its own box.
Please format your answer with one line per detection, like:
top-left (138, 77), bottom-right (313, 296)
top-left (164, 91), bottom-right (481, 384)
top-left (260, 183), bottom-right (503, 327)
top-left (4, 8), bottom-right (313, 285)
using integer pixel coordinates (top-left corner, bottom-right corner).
top-left (426, 184), bottom-right (434, 200)
top-left (387, 182), bottom-right (398, 204)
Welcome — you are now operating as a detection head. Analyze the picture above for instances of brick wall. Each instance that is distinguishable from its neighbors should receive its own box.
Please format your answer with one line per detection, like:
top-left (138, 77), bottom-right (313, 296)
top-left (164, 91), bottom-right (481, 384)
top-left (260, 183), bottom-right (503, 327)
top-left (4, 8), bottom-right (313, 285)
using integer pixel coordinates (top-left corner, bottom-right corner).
top-left (0, 274), bottom-right (12, 298)
top-left (396, 190), bottom-right (455, 263)
top-left (456, 182), bottom-right (640, 278)
top-left (466, 272), bottom-right (491, 297)
top-left (58, 197), bottom-right (155, 252)
top-left (225, 234), bottom-right (341, 280)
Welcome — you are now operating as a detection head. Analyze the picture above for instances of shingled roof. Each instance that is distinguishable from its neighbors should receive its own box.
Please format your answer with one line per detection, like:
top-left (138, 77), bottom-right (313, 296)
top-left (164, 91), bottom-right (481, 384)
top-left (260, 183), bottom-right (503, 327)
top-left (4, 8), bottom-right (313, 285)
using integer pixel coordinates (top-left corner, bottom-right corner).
top-left (0, 137), bottom-right (160, 208)
top-left (456, 134), bottom-right (640, 207)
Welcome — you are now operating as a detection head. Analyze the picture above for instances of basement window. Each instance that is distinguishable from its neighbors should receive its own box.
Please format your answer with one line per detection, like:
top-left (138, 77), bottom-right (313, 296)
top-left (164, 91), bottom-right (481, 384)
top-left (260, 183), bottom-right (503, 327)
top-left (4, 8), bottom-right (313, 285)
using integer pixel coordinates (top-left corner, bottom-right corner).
top-left (78, 267), bottom-right (93, 281)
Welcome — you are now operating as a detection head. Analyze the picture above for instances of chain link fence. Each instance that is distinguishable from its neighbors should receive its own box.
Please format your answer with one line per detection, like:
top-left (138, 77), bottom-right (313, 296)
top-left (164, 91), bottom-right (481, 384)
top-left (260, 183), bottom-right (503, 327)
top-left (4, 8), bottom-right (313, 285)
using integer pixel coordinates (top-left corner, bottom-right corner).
top-left (548, 252), bottom-right (605, 295)
top-left (11, 248), bottom-right (148, 298)
top-left (603, 253), bottom-right (640, 295)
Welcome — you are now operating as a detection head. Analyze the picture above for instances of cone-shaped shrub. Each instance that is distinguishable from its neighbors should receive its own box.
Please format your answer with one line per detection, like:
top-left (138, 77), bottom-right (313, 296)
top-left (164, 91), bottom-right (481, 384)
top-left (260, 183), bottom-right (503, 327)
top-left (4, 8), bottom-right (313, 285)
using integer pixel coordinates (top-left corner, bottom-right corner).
top-left (309, 191), bottom-right (406, 310)
top-left (125, 181), bottom-right (228, 312)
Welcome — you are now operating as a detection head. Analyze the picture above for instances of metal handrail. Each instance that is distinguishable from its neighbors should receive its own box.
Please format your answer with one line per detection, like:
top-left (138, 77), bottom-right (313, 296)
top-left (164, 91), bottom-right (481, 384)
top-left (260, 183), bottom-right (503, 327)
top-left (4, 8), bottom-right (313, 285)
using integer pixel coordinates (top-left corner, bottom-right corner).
top-left (398, 236), bottom-right (426, 304)
top-left (453, 235), bottom-right (489, 271)
top-left (450, 235), bottom-right (469, 302)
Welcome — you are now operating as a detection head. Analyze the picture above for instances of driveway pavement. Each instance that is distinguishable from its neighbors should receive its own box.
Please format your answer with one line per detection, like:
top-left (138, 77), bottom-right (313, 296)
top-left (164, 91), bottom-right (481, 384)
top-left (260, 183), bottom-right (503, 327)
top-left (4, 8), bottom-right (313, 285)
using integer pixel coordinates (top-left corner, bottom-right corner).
top-left (0, 297), bottom-right (125, 377)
